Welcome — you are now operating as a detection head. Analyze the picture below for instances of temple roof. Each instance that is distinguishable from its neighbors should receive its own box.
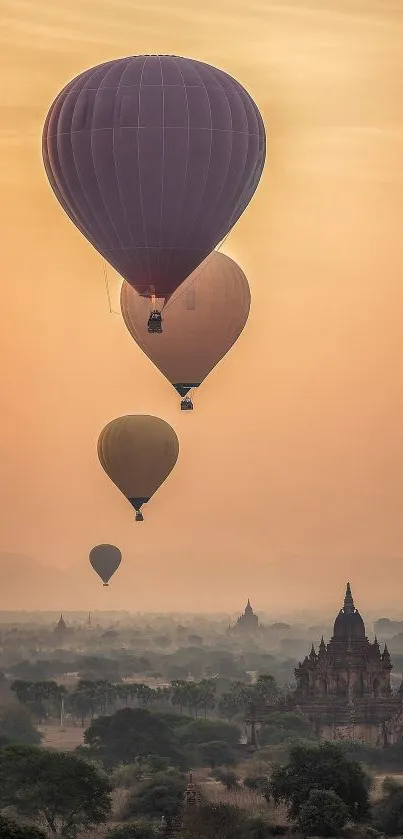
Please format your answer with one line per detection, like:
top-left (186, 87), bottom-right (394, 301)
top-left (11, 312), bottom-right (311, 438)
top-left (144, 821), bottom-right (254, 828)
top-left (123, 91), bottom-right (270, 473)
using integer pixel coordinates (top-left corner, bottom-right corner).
top-left (333, 582), bottom-right (366, 640)
top-left (244, 599), bottom-right (253, 615)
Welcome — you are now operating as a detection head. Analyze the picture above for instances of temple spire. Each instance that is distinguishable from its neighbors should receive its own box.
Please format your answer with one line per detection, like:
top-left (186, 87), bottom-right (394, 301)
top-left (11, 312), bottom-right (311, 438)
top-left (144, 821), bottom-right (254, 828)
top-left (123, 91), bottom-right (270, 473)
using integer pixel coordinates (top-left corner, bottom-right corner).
top-left (344, 582), bottom-right (355, 614)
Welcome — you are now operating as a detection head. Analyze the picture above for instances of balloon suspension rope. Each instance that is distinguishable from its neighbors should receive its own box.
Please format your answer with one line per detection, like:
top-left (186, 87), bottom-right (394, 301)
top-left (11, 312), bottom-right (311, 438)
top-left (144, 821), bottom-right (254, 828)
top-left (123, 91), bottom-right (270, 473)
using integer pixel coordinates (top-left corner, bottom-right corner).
top-left (102, 261), bottom-right (120, 315)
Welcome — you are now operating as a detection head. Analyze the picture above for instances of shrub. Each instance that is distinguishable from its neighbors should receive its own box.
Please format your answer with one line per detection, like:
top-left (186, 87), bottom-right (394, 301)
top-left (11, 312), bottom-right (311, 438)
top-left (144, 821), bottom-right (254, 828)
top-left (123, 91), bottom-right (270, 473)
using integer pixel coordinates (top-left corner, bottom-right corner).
top-left (244, 776), bottom-right (271, 797)
top-left (298, 788), bottom-right (349, 837)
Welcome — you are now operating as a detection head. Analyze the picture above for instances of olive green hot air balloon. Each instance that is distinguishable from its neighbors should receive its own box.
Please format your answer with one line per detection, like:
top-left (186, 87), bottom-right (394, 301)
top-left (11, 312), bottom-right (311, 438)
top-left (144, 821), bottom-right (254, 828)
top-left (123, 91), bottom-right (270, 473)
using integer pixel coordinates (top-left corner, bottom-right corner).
top-left (90, 544), bottom-right (121, 586)
top-left (97, 415), bottom-right (179, 521)
top-left (120, 251), bottom-right (251, 410)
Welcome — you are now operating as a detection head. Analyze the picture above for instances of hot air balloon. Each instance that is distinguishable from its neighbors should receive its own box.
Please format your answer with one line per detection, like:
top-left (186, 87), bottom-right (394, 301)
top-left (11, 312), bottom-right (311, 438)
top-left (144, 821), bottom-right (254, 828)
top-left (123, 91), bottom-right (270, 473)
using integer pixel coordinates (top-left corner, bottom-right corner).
top-left (42, 55), bottom-right (265, 330)
top-left (90, 544), bottom-right (122, 586)
top-left (98, 415), bottom-right (179, 520)
top-left (120, 251), bottom-right (251, 409)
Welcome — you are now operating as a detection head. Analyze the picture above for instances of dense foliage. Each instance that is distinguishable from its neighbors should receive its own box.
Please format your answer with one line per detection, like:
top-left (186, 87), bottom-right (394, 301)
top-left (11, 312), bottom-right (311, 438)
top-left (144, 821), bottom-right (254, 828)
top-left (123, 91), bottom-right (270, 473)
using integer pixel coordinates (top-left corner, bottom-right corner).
top-left (270, 741), bottom-right (370, 820)
top-left (0, 703), bottom-right (41, 746)
top-left (372, 777), bottom-right (403, 835)
top-left (0, 816), bottom-right (46, 839)
top-left (0, 744), bottom-right (113, 836)
top-left (123, 772), bottom-right (188, 821)
top-left (83, 707), bottom-right (241, 768)
top-left (297, 788), bottom-right (350, 836)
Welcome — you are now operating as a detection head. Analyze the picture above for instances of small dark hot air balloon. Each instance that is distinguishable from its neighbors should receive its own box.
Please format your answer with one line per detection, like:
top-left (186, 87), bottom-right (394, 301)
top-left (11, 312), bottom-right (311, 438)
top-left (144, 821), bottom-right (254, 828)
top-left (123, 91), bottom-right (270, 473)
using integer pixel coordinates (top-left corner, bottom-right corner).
top-left (90, 544), bottom-right (122, 586)
top-left (42, 55), bottom-right (265, 329)
top-left (120, 251), bottom-right (251, 408)
top-left (98, 415), bottom-right (179, 520)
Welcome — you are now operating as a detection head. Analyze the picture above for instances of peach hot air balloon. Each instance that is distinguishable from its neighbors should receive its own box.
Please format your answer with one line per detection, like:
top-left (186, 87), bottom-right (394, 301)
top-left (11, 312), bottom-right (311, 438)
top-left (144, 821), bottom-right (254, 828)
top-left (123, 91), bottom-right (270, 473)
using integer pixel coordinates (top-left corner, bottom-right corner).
top-left (90, 544), bottom-right (121, 586)
top-left (97, 416), bottom-right (179, 521)
top-left (120, 251), bottom-right (251, 409)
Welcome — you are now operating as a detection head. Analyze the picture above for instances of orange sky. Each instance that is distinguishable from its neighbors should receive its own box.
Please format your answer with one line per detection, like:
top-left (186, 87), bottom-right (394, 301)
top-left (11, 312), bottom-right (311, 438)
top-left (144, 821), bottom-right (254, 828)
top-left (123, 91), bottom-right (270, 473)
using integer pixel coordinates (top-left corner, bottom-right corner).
top-left (1, 0), bottom-right (403, 613)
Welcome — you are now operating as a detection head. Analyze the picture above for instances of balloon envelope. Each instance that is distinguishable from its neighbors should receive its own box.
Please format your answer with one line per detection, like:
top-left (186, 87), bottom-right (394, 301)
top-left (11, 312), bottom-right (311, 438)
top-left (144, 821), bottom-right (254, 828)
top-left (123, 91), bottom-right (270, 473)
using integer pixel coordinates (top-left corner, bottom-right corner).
top-left (42, 55), bottom-right (265, 301)
top-left (97, 415), bottom-right (179, 516)
top-left (90, 544), bottom-right (122, 585)
top-left (120, 251), bottom-right (251, 398)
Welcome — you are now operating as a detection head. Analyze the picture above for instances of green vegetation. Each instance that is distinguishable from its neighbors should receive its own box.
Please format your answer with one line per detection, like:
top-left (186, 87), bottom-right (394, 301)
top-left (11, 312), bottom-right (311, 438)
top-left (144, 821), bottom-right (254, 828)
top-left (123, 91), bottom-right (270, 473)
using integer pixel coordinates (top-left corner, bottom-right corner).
top-left (372, 777), bottom-right (403, 835)
top-left (0, 816), bottom-right (46, 839)
top-left (270, 741), bottom-right (370, 821)
top-left (0, 702), bottom-right (41, 746)
top-left (0, 744), bottom-right (113, 836)
top-left (297, 788), bottom-right (349, 837)
top-left (82, 707), bottom-right (241, 769)
top-left (123, 772), bottom-right (188, 822)
top-left (182, 803), bottom-right (274, 839)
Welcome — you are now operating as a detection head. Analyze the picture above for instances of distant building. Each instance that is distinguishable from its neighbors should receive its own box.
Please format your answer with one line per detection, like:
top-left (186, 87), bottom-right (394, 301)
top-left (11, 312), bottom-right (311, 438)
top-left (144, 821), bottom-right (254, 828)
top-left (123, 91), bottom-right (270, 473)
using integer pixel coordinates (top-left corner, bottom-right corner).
top-left (229, 599), bottom-right (260, 634)
top-left (246, 583), bottom-right (403, 746)
top-left (54, 614), bottom-right (67, 634)
top-left (159, 772), bottom-right (204, 837)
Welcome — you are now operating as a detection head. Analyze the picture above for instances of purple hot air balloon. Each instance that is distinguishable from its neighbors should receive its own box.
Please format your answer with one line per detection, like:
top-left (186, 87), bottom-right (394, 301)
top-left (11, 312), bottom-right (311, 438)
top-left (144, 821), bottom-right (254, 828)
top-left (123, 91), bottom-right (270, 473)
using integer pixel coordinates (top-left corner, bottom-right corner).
top-left (42, 55), bottom-right (265, 325)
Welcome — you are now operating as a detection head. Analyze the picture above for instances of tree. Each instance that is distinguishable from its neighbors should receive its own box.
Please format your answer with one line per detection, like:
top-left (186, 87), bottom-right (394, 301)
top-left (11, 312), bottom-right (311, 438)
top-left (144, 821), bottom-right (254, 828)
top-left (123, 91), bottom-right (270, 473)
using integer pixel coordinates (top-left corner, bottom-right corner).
top-left (198, 741), bottom-right (236, 769)
top-left (251, 675), bottom-right (278, 705)
top-left (177, 719), bottom-right (240, 748)
top-left (84, 708), bottom-right (184, 768)
top-left (0, 816), bottom-right (46, 839)
top-left (218, 682), bottom-right (251, 720)
top-left (373, 776), bottom-right (403, 836)
top-left (243, 776), bottom-right (271, 797)
top-left (0, 744), bottom-right (112, 836)
top-left (258, 712), bottom-right (315, 746)
top-left (194, 679), bottom-right (217, 718)
top-left (0, 703), bottom-right (41, 745)
top-left (212, 769), bottom-right (239, 789)
top-left (270, 741), bottom-right (370, 821)
top-left (171, 680), bottom-right (191, 715)
top-left (298, 788), bottom-right (349, 837)
top-left (11, 680), bottom-right (66, 724)
top-left (123, 772), bottom-right (187, 822)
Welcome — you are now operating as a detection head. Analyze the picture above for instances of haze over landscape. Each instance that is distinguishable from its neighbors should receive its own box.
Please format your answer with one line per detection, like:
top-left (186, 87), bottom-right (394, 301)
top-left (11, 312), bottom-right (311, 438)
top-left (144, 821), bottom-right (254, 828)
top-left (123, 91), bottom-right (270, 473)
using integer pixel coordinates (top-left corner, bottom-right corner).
top-left (2, 0), bottom-right (403, 612)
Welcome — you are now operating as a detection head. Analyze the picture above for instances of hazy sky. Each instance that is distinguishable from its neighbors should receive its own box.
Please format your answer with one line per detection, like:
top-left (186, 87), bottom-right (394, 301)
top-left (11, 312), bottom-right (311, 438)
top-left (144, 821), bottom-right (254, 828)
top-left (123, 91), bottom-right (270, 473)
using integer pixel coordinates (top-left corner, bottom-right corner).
top-left (2, 0), bottom-right (403, 613)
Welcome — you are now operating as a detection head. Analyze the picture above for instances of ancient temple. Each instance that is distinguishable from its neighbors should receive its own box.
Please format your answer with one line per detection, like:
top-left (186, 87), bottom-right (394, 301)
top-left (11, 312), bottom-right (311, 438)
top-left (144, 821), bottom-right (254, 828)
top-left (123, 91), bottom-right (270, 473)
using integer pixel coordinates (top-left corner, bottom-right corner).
top-left (230, 599), bottom-right (260, 634)
top-left (295, 583), bottom-right (393, 704)
top-left (246, 583), bottom-right (403, 746)
top-left (159, 772), bottom-right (204, 837)
top-left (54, 614), bottom-right (67, 634)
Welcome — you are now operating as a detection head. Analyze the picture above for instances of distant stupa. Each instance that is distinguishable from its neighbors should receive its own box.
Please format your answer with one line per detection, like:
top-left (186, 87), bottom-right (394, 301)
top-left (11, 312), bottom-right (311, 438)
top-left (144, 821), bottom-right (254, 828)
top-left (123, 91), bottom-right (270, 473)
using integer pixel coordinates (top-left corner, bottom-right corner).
top-left (54, 614), bottom-right (66, 633)
top-left (230, 599), bottom-right (260, 634)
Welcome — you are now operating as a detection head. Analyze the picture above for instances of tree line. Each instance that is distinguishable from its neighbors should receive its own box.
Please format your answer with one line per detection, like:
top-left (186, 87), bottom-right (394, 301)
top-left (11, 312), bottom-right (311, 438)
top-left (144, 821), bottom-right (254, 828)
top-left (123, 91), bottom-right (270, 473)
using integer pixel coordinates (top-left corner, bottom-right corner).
top-left (10, 673), bottom-right (278, 725)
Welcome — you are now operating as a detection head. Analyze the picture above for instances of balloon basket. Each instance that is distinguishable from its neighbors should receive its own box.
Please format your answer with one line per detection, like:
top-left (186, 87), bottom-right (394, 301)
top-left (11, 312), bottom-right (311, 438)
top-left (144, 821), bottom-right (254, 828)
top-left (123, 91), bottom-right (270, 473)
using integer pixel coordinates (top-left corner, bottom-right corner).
top-left (147, 310), bottom-right (163, 334)
top-left (103, 583), bottom-right (109, 587)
